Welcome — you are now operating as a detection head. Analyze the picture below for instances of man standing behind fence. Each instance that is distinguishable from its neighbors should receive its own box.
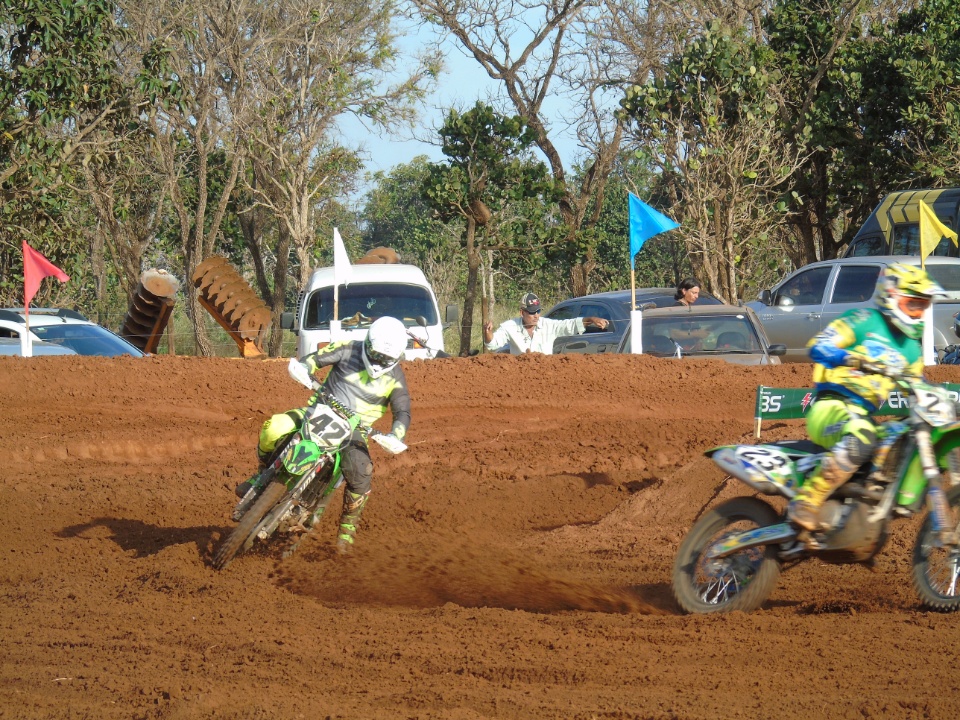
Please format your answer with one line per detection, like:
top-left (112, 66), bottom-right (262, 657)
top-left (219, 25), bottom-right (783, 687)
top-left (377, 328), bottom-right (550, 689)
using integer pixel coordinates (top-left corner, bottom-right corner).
top-left (482, 292), bottom-right (609, 355)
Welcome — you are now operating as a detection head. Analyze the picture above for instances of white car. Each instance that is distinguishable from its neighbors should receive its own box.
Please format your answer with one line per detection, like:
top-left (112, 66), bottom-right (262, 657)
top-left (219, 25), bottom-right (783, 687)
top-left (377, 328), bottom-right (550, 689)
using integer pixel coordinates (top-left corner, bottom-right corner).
top-left (0, 308), bottom-right (144, 357)
top-left (0, 338), bottom-right (77, 356)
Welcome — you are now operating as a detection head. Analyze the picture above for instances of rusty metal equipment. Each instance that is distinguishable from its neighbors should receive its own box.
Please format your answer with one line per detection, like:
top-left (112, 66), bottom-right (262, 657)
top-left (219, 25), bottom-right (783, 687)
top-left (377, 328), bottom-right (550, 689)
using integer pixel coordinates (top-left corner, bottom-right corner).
top-left (120, 269), bottom-right (180, 354)
top-left (192, 256), bottom-right (271, 358)
top-left (355, 247), bottom-right (400, 265)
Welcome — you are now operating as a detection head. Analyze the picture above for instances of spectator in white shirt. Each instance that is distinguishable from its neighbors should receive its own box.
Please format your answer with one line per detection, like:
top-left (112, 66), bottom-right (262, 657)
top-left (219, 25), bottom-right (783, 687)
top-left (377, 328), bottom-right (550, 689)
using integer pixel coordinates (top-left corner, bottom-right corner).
top-left (482, 292), bottom-right (610, 355)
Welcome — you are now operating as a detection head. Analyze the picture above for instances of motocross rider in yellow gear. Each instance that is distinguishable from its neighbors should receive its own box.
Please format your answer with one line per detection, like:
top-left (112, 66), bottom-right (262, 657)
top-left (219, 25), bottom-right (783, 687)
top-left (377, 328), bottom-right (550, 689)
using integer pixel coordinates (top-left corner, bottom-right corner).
top-left (788, 264), bottom-right (943, 532)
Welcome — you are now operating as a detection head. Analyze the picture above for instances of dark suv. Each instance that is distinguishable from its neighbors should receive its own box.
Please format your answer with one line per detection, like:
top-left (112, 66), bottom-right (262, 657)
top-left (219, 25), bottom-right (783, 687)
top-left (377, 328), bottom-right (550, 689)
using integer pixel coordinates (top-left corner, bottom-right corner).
top-left (544, 287), bottom-right (721, 354)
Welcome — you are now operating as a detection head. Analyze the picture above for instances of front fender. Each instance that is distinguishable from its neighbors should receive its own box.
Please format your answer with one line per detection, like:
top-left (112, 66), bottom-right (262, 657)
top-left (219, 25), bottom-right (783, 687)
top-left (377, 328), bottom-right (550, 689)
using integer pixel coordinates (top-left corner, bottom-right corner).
top-left (897, 424), bottom-right (960, 507)
top-left (281, 439), bottom-right (323, 480)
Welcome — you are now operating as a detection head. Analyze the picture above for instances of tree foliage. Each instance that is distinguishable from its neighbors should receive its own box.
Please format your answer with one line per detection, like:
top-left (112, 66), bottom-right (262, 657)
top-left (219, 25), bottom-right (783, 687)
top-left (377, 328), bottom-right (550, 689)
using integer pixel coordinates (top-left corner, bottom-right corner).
top-left (0, 0), bottom-right (151, 306)
top-left (620, 21), bottom-right (804, 302)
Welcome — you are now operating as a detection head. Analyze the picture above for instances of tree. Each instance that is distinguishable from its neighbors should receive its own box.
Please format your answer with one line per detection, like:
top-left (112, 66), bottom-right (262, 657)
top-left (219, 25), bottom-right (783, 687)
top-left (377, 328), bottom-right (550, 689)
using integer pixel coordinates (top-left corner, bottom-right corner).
top-left (410, 0), bottom-right (628, 297)
top-left (585, 150), bottom-right (690, 292)
top-left (620, 22), bottom-right (805, 302)
top-left (0, 0), bottom-right (154, 306)
top-left (422, 103), bottom-right (557, 355)
top-left (239, 0), bottom-right (438, 355)
top-left (123, 0), bottom-right (254, 355)
top-left (360, 157), bottom-right (464, 308)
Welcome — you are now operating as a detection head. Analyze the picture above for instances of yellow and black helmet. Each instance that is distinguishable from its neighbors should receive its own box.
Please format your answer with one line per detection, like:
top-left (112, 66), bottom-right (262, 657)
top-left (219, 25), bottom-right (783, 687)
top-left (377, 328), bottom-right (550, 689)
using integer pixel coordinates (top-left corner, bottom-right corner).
top-left (874, 263), bottom-right (944, 339)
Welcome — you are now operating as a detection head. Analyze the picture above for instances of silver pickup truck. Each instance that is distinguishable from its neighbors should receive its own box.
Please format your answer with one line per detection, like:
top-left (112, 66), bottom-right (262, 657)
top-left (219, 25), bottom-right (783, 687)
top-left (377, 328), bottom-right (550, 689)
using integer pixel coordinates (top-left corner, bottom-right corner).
top-left (746, 256), bottom-right (960, 362)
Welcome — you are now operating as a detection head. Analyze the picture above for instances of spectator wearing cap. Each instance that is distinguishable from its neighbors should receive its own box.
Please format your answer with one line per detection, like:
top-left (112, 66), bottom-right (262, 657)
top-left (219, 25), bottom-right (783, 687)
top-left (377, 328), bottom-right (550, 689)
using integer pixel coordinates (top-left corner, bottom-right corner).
top-left (482, 292), bottom-right (610, 355)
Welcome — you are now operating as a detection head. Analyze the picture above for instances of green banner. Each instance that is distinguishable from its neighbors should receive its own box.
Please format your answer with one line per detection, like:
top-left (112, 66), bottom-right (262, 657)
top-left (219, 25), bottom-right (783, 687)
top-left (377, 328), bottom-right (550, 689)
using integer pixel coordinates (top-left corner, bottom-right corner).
top-left (754, 383), bottom-right (960, 435)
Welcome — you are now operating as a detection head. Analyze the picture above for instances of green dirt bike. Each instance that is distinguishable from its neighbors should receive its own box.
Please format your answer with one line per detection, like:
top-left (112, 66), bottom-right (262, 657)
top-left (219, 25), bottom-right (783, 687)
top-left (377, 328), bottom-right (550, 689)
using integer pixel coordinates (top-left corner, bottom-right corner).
top-left (673, 364), bottom-right (960, 614)
top-left (212, 359), bottom-right (406, 570)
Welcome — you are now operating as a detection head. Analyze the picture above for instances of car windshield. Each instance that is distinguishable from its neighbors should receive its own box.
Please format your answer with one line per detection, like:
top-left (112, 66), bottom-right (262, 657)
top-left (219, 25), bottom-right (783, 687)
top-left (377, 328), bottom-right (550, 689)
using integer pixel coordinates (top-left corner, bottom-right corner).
top-left (641, 314), bottom-right (763, 356)
top-left (31, 324), bottom-right (144, 357)
top-left (303, 282), bottom-right (438, 329)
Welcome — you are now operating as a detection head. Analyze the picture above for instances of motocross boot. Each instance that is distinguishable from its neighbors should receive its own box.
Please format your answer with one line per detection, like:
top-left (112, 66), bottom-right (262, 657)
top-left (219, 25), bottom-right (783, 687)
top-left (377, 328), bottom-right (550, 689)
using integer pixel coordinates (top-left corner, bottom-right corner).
top-left (335, 490), bottom-right (369, 555)
top-left (234, 450), bottom-right (270, 498)
top-left (787, 454), bottom-right (850, 531)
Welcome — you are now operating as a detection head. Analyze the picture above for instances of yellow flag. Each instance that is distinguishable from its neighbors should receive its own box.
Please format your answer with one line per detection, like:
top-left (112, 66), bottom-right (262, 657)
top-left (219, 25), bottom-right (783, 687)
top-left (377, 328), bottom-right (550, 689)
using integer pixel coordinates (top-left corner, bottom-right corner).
top-left (919, 199), bottom-right (959, 268)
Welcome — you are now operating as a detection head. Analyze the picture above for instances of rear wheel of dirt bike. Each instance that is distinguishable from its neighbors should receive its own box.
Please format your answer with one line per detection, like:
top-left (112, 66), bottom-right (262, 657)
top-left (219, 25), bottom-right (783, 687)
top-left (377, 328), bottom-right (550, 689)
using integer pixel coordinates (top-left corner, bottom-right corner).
top-left (911, 485), bottom-right (960, 611)
top-left (213, 481), bottom-right (289, 570)
top-left (673, 496), bottom-right (782, 614)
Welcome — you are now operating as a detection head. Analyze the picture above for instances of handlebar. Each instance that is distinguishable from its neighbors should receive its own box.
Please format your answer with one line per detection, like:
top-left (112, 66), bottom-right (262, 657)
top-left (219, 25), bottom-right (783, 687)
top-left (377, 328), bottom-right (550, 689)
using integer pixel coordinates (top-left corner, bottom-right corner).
top-left (405, 328), bottom-right (452, 358)
top-left (286, 358), bottom-right (407, 454)
top-left (844, 354), bottom-right (904, 380)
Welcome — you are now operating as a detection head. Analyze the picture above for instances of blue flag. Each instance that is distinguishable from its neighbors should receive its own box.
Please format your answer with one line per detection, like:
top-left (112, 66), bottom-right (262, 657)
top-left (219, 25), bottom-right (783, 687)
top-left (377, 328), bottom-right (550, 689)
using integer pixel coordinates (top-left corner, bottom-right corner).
top-left (629, 193), bottom-right (679, 262)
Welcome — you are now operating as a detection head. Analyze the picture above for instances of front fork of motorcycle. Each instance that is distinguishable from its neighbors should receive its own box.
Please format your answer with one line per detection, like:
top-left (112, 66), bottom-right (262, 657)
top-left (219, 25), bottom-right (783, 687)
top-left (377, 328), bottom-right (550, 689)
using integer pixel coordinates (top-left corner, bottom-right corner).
top-left (917, 429), bottom-right (960, 545)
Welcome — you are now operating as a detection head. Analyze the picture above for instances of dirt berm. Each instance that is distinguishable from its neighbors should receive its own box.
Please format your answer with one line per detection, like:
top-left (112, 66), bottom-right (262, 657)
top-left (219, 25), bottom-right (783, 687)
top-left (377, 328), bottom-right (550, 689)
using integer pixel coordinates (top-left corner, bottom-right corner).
top-left (2, 353), bottom-right (960, 719)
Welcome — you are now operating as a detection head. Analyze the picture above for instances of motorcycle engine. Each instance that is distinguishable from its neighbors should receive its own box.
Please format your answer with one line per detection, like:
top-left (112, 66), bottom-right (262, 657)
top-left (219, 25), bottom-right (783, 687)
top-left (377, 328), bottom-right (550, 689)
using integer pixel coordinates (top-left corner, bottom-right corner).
top-left (815, 501), bottom-right (888, 563)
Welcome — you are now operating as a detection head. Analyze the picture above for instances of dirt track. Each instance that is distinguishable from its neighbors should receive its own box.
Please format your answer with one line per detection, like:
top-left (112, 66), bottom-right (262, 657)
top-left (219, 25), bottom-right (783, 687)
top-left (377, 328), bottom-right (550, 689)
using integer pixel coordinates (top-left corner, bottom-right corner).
top-left (2, 353), bottom-right (960, 719)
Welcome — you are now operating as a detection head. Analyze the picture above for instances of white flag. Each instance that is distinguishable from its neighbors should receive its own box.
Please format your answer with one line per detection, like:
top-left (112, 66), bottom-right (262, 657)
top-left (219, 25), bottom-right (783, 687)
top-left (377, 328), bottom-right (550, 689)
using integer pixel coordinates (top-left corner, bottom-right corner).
top-left (333, 228), bottom-right (353, 287)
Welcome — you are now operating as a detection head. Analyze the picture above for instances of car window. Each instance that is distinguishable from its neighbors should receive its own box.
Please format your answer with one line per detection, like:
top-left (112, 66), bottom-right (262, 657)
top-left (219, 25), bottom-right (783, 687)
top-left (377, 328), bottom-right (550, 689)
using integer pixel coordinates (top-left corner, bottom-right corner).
top-left (926, 264), bottom-right (960, 292)
top-left (546, 303), bottom-right (579, 321)
top-left (831, 266), bottom-right (880, 304)
top-left (578, 303), bottom-right (612, 333)
top-left (31, 324), bottom-right (144, 357)
top-left (776, 266), bottom-right (831, 306)
top-left (846, 235), bottom-right (886, 257)
top-left (891, 224), bottom-right (957, 257)
top-left (641, 314), bottom-right (762, 356)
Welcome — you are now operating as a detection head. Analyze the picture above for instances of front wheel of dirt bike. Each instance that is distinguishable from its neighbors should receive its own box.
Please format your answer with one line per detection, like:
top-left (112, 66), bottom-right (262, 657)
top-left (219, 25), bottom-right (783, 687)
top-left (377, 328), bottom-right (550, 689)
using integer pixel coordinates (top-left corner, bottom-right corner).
top-left (911, 485), bottom-right (960, 611)
top-left (672, 496), bottom-right (782, 614)
top-left (213, 481), bottom-right (289, 570)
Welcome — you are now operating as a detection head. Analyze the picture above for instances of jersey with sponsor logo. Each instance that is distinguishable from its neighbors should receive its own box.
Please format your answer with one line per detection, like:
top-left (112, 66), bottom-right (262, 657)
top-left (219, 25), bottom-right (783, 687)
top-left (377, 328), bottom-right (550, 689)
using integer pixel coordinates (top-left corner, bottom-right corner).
top-left (303, 340), bottom-right (411, 440)
top-left (807, 307), bottom-right (923, 412)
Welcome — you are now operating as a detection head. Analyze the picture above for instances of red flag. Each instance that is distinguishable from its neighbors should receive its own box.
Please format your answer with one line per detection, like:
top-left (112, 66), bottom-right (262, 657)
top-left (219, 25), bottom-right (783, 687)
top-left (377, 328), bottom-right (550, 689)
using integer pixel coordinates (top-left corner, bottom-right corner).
top-left (23, 241), bottom-right (70, 308)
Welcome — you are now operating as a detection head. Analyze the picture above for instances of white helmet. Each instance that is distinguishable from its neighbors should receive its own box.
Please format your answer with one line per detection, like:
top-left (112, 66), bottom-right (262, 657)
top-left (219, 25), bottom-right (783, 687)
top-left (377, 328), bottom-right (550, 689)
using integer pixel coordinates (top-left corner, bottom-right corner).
top-left (363, 316), bottom-right (407, 378)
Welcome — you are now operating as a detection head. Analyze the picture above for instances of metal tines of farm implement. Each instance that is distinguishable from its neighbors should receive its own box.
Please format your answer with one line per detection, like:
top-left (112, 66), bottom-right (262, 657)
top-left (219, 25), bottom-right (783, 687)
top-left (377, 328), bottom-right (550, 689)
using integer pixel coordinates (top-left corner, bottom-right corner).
top-left (121, 269), bottom-right (180, 354)
top-left (192, 256), bottom-right (271, 358)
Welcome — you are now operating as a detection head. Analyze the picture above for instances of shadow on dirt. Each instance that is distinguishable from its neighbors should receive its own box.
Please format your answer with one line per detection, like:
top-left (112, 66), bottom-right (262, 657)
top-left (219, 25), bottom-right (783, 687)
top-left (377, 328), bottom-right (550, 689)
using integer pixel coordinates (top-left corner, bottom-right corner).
top-left (57, 517), bottom-right (223, 558)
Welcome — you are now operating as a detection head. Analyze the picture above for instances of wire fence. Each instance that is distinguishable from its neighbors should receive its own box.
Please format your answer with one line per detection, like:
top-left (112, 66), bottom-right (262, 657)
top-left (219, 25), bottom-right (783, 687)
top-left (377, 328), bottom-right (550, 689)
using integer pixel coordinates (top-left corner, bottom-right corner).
top-left (93, 311), bottom-right (298, 358)
top-left (93, 302), bottom-right (518, 359)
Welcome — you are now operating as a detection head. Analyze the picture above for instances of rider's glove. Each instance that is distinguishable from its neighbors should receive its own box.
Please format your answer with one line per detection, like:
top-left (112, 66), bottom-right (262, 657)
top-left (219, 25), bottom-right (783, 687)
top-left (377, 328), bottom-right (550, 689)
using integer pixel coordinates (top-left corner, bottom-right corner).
top-left (844, 354), bottom-right (862, 369)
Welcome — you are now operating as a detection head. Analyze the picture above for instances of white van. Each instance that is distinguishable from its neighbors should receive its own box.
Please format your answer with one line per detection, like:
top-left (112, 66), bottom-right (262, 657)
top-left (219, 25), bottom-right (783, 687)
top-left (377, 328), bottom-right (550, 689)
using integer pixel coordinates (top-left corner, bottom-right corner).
top-left (282, 263), bottom-right (458, 360)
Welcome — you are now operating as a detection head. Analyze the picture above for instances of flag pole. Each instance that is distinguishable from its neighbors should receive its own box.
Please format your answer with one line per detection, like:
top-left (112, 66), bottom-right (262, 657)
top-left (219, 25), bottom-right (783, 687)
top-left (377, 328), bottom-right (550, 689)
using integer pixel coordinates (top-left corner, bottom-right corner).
top-left (627, 193), bottom-right (679, 355)
top-left (23, 298), bottom-right (31, 357)
top-left (629, 259), bottom-right (642, 354)
top-left (918, 201), bottom-right (959, 365)
top-left (332, 285), bottom-right (340, 340)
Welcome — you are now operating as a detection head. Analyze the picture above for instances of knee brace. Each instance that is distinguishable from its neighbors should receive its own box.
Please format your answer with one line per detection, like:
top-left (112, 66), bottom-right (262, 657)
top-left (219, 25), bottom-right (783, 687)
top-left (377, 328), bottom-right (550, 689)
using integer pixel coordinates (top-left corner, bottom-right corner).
top-left (340, 442), bottom-right (374, 496)
top-left (833, 423), bottom-right (877, 472)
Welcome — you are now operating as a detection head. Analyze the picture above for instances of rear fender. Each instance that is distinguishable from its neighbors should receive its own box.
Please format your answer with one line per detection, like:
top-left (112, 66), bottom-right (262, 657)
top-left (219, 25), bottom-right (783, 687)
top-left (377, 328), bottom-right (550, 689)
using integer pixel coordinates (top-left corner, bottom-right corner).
top-left (705, 523), bottom-right (798, 560)
top-left (897, 425), bottom-right (960, 507)
top-left (710, 445), bottom-right (806, 498)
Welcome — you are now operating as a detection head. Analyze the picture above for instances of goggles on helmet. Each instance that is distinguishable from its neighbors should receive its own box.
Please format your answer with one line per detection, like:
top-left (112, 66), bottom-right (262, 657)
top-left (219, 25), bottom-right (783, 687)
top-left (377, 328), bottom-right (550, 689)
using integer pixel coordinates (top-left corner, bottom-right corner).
top-left (365, 344), bottom-right (397, 369)
top-left (896, 293), bottom-right (931, 320)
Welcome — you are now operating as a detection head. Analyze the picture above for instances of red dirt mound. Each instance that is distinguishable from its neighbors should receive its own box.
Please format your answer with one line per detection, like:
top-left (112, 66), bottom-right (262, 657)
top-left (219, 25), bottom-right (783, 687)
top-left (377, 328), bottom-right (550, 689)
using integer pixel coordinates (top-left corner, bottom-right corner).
top-left (2, 353), bottom-right (960, 719)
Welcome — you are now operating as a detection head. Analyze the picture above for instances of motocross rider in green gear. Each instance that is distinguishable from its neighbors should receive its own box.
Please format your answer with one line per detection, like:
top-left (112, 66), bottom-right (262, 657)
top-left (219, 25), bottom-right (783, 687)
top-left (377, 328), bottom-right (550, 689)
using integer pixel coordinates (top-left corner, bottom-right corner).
top-left (238, 316), bottom-right (411, 554)
top-left (788, 263), bottom-right (944, 533)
